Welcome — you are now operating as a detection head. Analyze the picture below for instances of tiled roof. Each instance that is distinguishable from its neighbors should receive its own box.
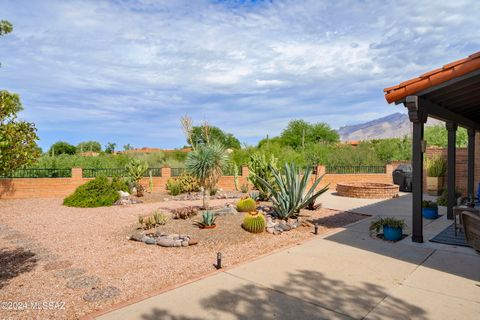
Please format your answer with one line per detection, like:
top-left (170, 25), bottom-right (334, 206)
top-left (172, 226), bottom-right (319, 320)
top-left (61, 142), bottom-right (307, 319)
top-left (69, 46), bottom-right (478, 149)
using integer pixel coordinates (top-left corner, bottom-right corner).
top-left (384, 51), bottom-right (480, 103)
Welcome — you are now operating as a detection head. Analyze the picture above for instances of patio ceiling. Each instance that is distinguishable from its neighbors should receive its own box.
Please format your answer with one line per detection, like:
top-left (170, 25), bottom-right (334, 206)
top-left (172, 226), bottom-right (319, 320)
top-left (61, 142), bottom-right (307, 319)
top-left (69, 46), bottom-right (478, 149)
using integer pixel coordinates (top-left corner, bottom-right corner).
top-left (384, 52), bottom-right (480, 130)
top-left (383, 51), bottom-right (480, 244)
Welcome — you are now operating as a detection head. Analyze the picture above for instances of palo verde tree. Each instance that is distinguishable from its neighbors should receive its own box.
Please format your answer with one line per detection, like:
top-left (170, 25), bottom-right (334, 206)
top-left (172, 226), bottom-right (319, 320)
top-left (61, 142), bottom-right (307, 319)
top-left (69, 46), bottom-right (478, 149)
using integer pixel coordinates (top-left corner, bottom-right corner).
top-left (190, 125), bottom-right (241, 149)
top-left (0, 20), bottom-right (40, 175)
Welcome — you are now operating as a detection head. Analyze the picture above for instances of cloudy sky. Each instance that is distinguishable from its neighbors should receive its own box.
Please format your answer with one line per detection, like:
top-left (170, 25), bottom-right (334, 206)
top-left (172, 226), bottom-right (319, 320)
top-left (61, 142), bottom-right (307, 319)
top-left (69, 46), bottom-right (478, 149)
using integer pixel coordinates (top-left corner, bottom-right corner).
top-left (1, 0), bottom-right (479, 150)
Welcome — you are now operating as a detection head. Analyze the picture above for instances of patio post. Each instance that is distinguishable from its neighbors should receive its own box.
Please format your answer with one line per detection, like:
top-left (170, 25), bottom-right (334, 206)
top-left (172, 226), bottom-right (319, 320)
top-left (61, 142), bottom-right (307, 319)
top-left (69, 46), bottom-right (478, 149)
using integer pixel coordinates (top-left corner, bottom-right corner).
top-left (467, 128), bottom-right (475, 199)
top-left (405, 96), bottom-right (426, 243)
top-left (446, 121), bottom-right (457, 220)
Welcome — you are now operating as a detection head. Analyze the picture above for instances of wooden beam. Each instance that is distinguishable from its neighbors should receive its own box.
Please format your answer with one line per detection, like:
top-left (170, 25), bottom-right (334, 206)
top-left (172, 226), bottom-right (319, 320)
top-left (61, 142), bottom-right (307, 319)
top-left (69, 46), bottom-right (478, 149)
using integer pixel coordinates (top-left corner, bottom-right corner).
top-left (468, 129), bottom-right (475, 199)
top-left (446, 121), bottom-right (457, 220)
top-left (418, 97), bottom-right (480, 131)
top-left (405, 96), bottom-right (426, 243)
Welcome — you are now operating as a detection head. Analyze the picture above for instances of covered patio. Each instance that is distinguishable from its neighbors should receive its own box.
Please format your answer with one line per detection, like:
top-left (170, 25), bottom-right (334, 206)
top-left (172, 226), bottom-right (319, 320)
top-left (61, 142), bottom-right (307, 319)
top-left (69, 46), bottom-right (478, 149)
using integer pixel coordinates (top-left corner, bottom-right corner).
top-left (384, 52), bottom-right (480, 243)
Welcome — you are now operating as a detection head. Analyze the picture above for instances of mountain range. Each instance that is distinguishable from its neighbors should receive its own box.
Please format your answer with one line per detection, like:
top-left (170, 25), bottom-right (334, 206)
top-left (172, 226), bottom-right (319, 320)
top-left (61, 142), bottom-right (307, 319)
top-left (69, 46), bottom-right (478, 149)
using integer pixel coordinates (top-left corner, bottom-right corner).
top-left (337, 112), bottom-right (441, 141)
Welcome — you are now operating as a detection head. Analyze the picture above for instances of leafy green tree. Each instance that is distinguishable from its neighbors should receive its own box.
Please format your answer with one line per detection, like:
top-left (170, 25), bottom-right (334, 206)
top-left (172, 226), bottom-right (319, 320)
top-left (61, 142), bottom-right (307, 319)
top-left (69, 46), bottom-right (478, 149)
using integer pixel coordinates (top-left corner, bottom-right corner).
top-left (123, 143), bottom-right (132, 151)
top-left (425, 124), bottom-right (467, 148)
top-left (280, 120), bottom-right (339, 149)
top-left (0, 21), bottom-right (40, 175)
top-left (76, 141), bottom-right (101, 153)
top-left (190, 125), bottom-right (241, 149)
top-left (105, 142), bottom-right (116, 154)
top-left (48, 141), bottom-right (76, 155)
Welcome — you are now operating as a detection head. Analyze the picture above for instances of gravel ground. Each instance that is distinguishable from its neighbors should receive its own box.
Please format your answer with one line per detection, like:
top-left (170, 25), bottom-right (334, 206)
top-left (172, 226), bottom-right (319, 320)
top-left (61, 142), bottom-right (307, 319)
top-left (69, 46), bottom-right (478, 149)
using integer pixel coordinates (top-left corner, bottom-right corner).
top-left (0, 197), bottom-right (367, 320)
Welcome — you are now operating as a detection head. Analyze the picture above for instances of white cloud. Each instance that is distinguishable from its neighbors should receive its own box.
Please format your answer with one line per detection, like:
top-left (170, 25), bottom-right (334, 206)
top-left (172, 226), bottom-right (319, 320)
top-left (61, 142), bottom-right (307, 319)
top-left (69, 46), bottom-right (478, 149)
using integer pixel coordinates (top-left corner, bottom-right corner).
top-left (1, 0), bottom-right (479, 149)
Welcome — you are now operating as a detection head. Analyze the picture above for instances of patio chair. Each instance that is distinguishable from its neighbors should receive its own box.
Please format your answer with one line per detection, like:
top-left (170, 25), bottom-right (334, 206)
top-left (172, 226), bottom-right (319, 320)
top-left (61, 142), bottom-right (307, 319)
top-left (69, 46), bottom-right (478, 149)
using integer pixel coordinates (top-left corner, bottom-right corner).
top-left (461, 211), bottom-right (480, 252)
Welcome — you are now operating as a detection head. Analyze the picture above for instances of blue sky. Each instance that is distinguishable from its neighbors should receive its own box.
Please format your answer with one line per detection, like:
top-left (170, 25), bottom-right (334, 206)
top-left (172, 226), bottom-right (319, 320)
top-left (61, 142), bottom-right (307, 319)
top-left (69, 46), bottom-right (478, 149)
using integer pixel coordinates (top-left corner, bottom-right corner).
top-left (1, 0), bottom-right (479, 150)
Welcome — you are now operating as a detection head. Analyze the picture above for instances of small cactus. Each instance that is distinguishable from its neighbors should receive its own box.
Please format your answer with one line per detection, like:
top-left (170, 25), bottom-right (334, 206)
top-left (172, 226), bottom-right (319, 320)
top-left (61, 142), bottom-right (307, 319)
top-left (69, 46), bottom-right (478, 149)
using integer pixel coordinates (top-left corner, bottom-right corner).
top-left (237, 197), bottom-right (256, 212)
top-left (195, 211), bottom-right (217, 228)
top-left (242, 211), bottom-right (266, 233)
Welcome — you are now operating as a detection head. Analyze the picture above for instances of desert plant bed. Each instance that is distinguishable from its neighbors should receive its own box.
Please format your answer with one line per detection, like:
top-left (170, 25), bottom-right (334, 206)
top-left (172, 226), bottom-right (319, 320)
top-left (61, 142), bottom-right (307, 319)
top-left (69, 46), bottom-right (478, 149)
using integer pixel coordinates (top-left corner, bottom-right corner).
top-left (0, 198), bottom-right (366, 320)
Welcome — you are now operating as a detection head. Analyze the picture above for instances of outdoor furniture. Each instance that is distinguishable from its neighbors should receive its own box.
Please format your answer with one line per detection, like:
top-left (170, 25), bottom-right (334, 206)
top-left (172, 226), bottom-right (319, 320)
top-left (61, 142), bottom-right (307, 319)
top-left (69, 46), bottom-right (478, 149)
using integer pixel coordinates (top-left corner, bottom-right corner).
top-left (453, 205), bottom-right (480, 236)
top-left (461, 211), bottom-right (480, 252)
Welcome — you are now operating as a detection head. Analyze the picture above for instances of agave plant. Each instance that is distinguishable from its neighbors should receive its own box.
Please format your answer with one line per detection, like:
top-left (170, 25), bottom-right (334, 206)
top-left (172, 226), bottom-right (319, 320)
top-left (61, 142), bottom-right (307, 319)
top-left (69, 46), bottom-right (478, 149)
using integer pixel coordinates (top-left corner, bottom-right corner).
top-left (253, 163), bottom-right (329, 220)
top-left (195, 211), bottom-right (217, 228)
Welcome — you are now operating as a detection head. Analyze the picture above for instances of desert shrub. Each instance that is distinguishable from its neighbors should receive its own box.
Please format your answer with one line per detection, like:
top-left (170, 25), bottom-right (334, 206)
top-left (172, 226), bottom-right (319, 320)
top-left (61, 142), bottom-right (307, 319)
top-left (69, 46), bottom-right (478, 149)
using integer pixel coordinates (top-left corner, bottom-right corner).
top-left (166, 174), bottom-right (200, 195)
top-left (138, 210), bottom-right (168, 229)
top-left (426, 156), bottom-right (447, 177)
top-left (63, 176), bottom-right (120, 208)
top-left (111, 176), bottom-right (129, 192)
top-left (171, 206), bottom-right (199, 219)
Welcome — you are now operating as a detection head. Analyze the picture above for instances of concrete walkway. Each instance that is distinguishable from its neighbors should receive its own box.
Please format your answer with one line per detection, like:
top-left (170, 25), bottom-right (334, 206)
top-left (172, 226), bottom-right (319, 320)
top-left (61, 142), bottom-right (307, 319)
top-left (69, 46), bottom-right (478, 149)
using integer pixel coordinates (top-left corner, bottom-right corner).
top-left (94, 192), bottom-right (480, 320)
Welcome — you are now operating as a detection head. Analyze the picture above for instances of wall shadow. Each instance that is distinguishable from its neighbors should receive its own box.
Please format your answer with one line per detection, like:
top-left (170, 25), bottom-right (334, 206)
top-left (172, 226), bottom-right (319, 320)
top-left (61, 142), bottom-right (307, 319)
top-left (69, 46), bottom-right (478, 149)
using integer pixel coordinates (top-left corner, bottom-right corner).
top-left (0, 247), bottom-right (38, 289)
top-left (139, 270), bottom-right (426, 320)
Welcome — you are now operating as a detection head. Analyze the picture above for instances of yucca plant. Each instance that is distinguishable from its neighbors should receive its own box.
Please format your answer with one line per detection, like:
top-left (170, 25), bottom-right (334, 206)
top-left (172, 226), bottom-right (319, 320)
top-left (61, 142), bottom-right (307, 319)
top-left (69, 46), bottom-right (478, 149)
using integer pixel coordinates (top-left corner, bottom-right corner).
top-left (253, 163), bottom-right (329, 220)
top-left (185, 142), bottom-right (228, 209)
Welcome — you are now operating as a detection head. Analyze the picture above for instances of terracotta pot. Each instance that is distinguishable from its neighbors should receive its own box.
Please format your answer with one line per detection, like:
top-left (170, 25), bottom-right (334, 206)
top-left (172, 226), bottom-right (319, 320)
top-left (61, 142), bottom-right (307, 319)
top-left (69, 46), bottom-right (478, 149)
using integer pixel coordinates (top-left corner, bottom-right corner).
top-left (200, 224), bottom-right (216, 229)
top-left (426, 176), bottom-right (444, 196)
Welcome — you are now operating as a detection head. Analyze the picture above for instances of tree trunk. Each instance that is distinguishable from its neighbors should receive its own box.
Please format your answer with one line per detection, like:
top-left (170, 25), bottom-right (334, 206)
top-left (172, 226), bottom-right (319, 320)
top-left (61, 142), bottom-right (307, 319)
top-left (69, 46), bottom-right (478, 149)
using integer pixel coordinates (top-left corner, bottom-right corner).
top-left (203, 188), bottom-right (210, 209)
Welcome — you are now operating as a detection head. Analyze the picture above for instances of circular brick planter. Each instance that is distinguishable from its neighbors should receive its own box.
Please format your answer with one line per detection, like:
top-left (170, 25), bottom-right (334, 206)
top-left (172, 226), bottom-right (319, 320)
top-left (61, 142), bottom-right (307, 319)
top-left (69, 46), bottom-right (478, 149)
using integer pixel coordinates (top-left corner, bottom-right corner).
top-left (336, 182), bottom-right (399, 199)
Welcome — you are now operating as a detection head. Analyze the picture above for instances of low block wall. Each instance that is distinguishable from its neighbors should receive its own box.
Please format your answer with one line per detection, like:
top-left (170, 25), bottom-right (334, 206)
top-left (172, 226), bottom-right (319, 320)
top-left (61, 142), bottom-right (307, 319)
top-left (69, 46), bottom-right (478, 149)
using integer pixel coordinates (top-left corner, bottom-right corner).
top-left (0, 165), bottom-right (393, 200)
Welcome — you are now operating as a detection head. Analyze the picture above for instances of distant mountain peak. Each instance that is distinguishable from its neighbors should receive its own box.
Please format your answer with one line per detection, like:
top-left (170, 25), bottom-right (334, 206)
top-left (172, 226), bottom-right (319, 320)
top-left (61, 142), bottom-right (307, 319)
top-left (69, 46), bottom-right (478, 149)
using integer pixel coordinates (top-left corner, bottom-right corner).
top-left (338, 112), bottom-right (410, 141)
top-left (337, 112), bottom-right (440, 141)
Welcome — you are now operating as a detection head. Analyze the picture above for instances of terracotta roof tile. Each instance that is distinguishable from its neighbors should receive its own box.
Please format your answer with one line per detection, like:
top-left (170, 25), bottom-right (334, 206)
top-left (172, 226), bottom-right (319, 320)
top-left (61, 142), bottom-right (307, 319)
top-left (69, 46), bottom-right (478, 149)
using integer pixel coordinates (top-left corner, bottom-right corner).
top-left (384, 51), bottom-right (480, 103)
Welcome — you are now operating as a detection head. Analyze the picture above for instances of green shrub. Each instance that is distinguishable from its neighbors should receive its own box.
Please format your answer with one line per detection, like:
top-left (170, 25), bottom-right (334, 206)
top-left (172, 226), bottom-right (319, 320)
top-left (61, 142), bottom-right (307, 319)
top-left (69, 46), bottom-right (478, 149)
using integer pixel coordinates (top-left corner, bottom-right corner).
top-left (63, 176), bottom-right (120, 208)
top-left (242, 211), bottom-right (265, 233)
top-left (111, 176), bottom-right (129, 192)
top-left (437, 188), bottom-right (462, 206)
top-left (422, 200), bottom-right (438, 209)
top-left (426, 156), bottom-right (447, 177)
top-left (369, 217), bottom-right (406, 233)
top-left (138, 210), bottom-right (168, 229)
top-left (237, 197), bottom-right (256, 212)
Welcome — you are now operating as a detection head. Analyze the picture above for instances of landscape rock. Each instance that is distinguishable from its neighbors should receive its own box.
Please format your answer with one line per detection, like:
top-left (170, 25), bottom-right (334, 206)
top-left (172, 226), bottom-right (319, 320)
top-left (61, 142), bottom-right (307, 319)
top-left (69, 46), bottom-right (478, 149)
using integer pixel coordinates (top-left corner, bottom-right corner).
top-left (157, 238), bottom-right (175, 247)
top-left (130, 232), bottom-right (145, 242)
top-left (145, 238), bottom-right (156, 245)
top-left (213, 207), bottom-right (238, 216)
top-left (66, 275), bottom-right (101, 289)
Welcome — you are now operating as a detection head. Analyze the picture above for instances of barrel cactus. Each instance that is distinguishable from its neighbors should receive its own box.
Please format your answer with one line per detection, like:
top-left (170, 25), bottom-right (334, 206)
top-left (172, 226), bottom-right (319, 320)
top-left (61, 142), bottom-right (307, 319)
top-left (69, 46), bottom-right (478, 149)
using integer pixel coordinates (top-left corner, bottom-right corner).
top-left (242, 211), bottom-right (266, 233)
top-left (237, 197), bottom-right (256, 212)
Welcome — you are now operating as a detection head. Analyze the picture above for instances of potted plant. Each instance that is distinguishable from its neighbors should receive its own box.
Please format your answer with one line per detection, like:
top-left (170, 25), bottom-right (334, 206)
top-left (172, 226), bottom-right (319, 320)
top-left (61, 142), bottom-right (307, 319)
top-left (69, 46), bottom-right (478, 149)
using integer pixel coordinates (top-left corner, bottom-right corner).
top-left (195, 211), bottom-right (217, 229)
top-left (369, 217), bottom-right (406, 241)
top-left (426, 156), bottom-right (446, 196)
top-left (422, 200), bottom-right (439, 219)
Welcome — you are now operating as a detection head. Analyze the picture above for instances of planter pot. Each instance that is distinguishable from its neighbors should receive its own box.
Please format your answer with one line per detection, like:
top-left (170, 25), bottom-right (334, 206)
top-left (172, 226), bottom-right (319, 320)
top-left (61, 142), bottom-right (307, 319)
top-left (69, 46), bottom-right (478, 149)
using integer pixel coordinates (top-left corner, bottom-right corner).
top-left (422, 207), bottom-right (439, 219)
top-left (200, 224), bottom-right (216, 229)
top-left (383, 226), bottom-right (403, 241)
top-left (426, 176), bottom-right (444, 196)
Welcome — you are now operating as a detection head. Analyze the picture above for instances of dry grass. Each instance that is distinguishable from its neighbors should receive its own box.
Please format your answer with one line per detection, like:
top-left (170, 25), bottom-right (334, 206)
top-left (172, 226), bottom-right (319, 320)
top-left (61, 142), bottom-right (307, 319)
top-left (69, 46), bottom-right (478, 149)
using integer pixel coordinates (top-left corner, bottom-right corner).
top-left (0, 197), bottom-right (366, 319)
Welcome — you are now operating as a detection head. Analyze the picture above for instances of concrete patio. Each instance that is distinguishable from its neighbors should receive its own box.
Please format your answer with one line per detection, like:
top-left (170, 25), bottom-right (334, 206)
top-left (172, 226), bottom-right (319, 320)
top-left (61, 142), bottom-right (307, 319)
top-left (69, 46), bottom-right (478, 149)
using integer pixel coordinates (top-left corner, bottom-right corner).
top-left (91, 192), bottom-right (480, 320)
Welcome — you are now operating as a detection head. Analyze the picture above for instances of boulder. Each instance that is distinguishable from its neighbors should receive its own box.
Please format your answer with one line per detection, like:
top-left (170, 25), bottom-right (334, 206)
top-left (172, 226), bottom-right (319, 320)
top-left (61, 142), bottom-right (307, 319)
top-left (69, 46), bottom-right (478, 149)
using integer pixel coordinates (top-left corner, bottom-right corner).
top-left (157, 238), bottom-right (175, 247)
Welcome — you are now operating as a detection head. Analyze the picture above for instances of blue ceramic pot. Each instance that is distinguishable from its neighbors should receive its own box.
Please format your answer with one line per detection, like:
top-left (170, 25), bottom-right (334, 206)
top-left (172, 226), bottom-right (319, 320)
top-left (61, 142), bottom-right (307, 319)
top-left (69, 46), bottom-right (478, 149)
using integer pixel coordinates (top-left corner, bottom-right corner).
top-left (383, 226), bottom-right (403, 241)
top-left (422, 207), bottom-right (438, 219)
